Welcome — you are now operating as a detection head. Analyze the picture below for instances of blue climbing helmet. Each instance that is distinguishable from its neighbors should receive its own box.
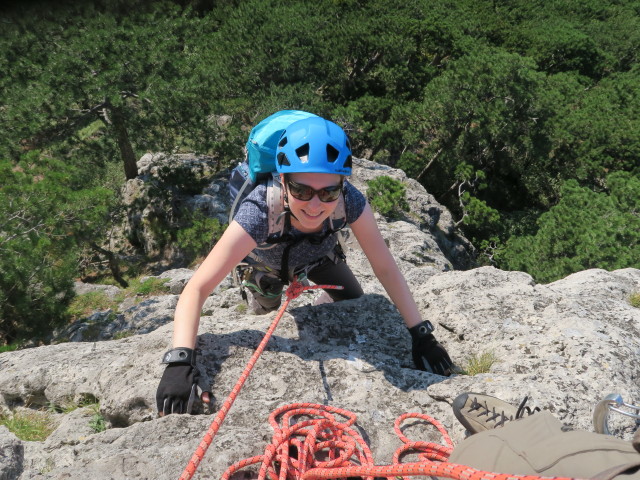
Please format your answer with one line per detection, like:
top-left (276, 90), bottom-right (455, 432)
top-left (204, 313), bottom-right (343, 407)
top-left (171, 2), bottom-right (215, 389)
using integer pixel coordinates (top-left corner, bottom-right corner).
top-left (276, 116), bottom-right (353, 176)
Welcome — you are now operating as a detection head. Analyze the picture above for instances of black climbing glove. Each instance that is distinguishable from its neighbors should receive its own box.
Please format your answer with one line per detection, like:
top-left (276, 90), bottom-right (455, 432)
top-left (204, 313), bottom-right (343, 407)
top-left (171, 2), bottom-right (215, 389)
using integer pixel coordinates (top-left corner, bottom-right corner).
top-left (156, 347), bottom-right (199, 415)
top-left (408, 320), bottom-right (453, 376)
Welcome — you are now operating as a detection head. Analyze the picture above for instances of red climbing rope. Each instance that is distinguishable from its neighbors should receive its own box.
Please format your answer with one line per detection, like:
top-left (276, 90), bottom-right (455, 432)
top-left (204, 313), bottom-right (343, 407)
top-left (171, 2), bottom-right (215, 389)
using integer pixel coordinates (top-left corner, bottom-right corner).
top-left (220, 403), bottom-right (373, 480)
top-left (178, 279), bottom-right (344, 480)
top-left (219, 405), bottom-right (585, 480)
top-left (179, 279), bottom-right (587, 480)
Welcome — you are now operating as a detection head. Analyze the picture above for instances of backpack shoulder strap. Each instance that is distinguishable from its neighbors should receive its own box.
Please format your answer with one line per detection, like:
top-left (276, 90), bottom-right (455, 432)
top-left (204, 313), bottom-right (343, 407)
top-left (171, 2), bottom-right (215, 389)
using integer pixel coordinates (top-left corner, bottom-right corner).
top-left (328, 193), bottom-right (347, 232)
top-left (266, 172), bottom-right (288, 240)
top-left (229, 175), bottom-right (252, 225)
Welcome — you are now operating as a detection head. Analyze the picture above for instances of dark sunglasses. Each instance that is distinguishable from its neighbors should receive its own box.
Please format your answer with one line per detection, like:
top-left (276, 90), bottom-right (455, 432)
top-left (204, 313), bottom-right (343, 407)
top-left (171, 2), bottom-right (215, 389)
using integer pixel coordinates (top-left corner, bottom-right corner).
top-left (286, 179), bottom-right (343, 202)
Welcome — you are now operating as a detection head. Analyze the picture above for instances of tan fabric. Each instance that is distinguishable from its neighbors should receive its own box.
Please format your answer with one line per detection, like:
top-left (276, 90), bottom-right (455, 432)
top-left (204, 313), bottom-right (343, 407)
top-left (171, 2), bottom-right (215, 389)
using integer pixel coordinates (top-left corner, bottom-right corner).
top-left (448, 412), bottom-right (640, 480)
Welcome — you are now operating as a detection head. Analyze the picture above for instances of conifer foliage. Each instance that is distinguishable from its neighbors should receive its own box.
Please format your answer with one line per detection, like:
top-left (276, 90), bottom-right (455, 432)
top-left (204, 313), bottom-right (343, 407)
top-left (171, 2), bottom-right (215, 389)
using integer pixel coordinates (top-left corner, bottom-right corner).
top-left (1, 0), bottom-right (638, 342)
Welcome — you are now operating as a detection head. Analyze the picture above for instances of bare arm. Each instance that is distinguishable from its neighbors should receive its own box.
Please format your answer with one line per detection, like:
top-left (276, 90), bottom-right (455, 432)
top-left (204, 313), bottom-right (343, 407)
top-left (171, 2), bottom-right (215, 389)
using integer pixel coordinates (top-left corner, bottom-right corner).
top-left (172, 220), bottom-right (257, 348)
top-left (349, 203), bottom-right (422, 328)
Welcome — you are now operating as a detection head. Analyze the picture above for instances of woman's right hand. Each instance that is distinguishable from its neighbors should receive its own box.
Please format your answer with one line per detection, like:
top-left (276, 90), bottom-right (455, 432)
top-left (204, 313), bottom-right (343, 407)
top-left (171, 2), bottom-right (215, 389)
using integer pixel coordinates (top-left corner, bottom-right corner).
top-left (155, 348), bottom-right (211, 415)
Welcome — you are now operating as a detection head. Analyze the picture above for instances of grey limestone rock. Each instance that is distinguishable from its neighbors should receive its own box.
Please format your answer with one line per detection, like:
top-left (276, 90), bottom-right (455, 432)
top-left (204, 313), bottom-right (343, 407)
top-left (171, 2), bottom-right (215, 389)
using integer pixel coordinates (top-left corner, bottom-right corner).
top-left (0, 426), bottom-right (22, 480)
top-left (0, 266), bottom-right (638, 480)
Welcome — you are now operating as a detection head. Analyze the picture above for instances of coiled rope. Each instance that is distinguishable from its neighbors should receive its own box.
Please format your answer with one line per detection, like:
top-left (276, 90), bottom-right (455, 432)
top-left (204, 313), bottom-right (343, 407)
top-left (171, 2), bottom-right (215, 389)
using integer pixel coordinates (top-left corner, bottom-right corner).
top-left (179, 280), bottom-right (584, 480)
top-left (219, 404), bottom-right (583, 480)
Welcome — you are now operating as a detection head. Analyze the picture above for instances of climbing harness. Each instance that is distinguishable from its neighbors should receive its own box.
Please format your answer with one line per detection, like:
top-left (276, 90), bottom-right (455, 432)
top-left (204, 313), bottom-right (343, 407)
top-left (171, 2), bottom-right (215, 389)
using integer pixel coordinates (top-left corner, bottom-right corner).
top-left (593, 393), bottom-right (640, 435)
top-left (178, 279), bottom-right (344, 480)
top-left (234, 244), bottom-right (347, 303)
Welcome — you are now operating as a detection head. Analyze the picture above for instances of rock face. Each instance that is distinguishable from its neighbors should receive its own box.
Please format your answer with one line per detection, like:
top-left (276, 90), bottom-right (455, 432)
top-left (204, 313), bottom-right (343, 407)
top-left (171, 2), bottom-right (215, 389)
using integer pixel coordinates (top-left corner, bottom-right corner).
top-left (117, 152), bottom-right (225, 264)
top-left (1, 267), bottom-right (639, 480)
top-left (0, 154), bottom-right (639, 480)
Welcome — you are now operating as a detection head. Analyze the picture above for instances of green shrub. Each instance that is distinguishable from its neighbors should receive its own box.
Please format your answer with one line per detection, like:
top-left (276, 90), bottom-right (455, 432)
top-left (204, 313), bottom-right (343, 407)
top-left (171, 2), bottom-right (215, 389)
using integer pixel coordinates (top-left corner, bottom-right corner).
top-left (366, 176), bottom-right (410, 219)
top-left (156, 163), bottom-right (212, 196)
top-left (176, 210), bottom-right (226, 263)
top-left (496, 173), bottom-right (640, 283)
top-left (0, 153), bottom-right (114, 345)
top-left (630, 292), bottom-right (640, 308)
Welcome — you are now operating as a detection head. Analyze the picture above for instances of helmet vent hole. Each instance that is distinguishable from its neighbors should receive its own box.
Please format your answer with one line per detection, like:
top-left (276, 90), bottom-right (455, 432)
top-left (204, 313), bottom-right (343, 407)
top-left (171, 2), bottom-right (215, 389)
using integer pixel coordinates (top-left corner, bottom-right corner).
top-left (295, 144), bottom-right (310, 163)
top-left (277, 152), bottom-right (290, 167)
top-left (344, 155), bottom-right (352, 169)
top-left (326, 145), bottom-right (339, 163)
top-left (278, 136), bottom-right (288, 148)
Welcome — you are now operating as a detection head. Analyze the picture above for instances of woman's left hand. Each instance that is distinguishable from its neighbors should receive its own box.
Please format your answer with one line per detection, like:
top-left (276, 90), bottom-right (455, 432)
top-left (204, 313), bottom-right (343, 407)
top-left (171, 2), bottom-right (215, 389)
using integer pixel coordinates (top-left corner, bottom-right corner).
top-left (409, 321), bottom-right (454, 376)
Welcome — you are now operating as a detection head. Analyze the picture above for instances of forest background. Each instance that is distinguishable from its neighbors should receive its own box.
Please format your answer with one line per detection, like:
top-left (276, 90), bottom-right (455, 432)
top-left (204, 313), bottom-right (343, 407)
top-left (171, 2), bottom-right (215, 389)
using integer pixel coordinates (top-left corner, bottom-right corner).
top-left (1, 0), bottom-right (638, 345)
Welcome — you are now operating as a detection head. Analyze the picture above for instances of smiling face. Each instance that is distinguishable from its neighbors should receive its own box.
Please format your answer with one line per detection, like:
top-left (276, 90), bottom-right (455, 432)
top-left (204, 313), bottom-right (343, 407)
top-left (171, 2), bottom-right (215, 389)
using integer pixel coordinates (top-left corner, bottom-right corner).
top-left (283, 172), bottom-right (343, 233)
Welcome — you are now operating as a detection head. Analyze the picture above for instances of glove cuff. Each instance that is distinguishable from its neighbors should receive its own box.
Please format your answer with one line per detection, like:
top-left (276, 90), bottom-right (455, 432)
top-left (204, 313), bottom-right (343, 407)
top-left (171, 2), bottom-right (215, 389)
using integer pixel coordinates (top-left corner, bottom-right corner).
top-left (408, 320), bottom-right (435, 340)
top-left (162, 347), bottom-right (196, 367)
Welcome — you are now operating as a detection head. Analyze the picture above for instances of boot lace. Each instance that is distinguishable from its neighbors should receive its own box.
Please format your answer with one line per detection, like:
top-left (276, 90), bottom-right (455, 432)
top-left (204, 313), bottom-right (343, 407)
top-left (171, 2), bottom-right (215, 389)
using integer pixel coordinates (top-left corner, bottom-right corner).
top-left (468, 395), bottom-right (540, 428)
top-left (515, 396), bottom-right (541, 419)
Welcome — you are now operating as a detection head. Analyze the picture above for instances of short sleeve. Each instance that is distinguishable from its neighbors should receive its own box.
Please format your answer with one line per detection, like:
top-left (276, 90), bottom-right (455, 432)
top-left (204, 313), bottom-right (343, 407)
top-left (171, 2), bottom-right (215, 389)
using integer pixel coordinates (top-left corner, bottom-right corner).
top-left (233, 184), bottom-right (270, 245)
top-left (343, 181), bottom-right (366, 224)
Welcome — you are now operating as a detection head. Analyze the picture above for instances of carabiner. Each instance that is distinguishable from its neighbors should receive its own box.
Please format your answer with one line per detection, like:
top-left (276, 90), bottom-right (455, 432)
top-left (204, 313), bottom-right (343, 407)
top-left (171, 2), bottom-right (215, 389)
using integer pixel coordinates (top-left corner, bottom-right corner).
top-left (593, 393), bottom-right (640, 435)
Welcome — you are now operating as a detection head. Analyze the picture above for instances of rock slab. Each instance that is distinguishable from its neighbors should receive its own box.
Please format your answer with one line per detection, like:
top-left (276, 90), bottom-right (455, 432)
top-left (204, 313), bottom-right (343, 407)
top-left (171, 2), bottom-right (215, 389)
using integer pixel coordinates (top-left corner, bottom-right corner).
top-left (0, 267), bottom-right (638, 479)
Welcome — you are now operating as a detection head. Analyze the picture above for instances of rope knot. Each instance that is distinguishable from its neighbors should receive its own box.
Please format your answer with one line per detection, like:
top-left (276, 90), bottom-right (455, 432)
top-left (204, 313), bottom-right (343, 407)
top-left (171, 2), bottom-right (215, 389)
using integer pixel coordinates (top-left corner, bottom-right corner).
top-left (285, 280), bottom-right (308, 300)
top-left (285, 279), bottom-right (344, 301)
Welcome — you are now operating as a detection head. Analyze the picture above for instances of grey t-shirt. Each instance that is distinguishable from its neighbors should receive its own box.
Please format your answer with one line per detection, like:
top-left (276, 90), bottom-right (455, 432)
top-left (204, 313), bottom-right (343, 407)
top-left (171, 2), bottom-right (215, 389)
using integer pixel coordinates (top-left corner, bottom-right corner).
top-left (234, 181), bottom-right (367, 272)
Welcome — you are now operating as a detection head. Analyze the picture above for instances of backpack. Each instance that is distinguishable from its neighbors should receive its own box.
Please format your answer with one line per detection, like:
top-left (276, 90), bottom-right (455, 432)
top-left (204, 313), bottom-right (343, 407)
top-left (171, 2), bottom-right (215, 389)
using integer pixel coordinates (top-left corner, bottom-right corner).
top-left (228, 110), bottom-right (347, 249)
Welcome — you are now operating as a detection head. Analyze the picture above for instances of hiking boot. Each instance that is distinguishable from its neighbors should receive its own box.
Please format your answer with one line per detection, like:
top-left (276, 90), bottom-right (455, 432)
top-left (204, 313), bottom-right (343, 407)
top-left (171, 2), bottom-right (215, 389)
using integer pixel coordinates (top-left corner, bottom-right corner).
top-left (249, 296), bottom-right (280, 315)
top-left (452, 392), bottom-right (540, 434)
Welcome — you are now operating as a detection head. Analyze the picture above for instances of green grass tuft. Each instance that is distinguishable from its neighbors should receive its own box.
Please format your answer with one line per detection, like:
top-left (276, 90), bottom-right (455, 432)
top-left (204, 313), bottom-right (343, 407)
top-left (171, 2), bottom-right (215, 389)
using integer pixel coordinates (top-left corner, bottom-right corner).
top-left (66, 291), bottom-right (118, 321)
top-left (462, 351), bottom-right (498, 375)
top-left (126, 277), bottom-right (170, 297)
top-left (0, 343), bottom-right (20, 353)
top-left (87, 403), bottom-right (106, 433)
top-left (64, 276), bottom-right (170, 324)
top-left (0, 410), bottom-right (57, 441)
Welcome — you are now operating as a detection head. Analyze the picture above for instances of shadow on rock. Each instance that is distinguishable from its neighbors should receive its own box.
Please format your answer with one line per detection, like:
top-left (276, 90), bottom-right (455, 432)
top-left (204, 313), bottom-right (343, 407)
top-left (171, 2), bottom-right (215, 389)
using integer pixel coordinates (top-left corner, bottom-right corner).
top-left (192, 293), bottom-right (447, 412)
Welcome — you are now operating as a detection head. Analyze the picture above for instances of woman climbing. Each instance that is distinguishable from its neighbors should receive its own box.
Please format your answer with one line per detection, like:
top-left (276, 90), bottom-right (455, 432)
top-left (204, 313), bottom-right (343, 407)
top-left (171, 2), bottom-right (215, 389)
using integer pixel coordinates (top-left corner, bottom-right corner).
top-left (156, 112), bottom-right (453, 415)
